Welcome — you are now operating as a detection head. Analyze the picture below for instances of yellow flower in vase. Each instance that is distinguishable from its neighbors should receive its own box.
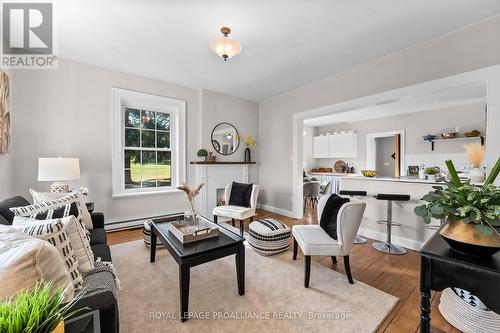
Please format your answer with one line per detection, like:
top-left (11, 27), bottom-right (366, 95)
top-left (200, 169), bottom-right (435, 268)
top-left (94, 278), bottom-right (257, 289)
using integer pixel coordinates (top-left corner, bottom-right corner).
top-left (241, 135), bottom-right (256, 148)
top-left (238, 135), bottom-right (256, 162)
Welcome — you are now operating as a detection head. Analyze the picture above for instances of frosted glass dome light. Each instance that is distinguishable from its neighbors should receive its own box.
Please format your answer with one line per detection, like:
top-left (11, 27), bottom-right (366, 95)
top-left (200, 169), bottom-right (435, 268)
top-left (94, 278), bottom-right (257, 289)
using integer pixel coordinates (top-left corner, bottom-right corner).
top-left (209, 27), bottom-right (241, 61)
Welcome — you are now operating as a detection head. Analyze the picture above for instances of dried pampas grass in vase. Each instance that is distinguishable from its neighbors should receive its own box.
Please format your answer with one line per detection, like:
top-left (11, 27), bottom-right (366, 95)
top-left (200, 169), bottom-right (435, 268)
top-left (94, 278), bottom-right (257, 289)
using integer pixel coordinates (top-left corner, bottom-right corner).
top-left (464, 142), bottom-right (485, 182)
top-left (177, 183), bottom-right (204, 227)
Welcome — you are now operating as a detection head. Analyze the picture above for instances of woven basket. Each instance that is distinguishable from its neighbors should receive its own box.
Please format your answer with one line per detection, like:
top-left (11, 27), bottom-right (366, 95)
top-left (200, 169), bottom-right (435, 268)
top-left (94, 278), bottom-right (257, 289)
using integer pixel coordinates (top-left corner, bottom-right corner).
top-left (439, 288), bottom-right (500, 333)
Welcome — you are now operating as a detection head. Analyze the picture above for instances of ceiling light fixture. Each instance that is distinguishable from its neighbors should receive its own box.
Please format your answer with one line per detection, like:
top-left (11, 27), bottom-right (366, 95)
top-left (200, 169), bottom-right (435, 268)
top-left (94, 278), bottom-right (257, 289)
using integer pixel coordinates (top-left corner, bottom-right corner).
top-left (209, 26), bottom-right (241, 61)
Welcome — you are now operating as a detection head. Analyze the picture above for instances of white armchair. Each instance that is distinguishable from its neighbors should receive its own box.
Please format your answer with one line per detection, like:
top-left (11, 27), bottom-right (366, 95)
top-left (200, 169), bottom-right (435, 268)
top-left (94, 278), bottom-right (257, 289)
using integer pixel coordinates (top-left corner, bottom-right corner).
top-left (292, 194), bottom-right (366, 286)
top-left (213, 183), bottom-right (260, 236)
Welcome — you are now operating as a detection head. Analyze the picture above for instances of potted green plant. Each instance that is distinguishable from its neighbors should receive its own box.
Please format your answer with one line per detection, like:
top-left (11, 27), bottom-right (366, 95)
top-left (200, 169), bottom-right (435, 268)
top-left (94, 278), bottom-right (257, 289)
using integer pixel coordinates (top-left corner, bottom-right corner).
top-left (196, 148), bottom-right (208, 161)
top-left (414, 157), bottom-right (500, 257)
top-left (0, 282), bottom-right (85, 333)
top-left (424, 166), bottom-right (440, 181)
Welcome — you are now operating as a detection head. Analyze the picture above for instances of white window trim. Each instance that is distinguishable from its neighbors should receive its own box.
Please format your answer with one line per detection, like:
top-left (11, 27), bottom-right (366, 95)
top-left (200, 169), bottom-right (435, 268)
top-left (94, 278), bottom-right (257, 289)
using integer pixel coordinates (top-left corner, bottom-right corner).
top-left (111, 88), bottom-right (186, 197)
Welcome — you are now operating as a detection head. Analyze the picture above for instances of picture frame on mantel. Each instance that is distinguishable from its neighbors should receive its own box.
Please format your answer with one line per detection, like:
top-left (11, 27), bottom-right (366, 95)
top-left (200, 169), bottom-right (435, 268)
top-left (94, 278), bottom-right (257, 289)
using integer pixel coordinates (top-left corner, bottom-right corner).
top-left (0, 71), bottom-right (10, 154)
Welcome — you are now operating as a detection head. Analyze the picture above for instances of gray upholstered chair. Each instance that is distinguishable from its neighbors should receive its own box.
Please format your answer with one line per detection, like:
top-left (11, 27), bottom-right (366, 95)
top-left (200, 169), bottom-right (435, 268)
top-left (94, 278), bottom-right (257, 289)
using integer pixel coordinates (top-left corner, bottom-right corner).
top-left (319, 181), bottom-right (332, 196)
top-left (293, 194), bottom-right (366, 286)
top-left (303, 181), bottom-right (320, 212)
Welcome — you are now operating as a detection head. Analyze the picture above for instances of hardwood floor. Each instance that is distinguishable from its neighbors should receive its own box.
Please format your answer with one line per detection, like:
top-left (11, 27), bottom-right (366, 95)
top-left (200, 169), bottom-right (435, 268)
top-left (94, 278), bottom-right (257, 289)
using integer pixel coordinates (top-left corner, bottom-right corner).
top-left (107, 208), bottom-right (459, 333)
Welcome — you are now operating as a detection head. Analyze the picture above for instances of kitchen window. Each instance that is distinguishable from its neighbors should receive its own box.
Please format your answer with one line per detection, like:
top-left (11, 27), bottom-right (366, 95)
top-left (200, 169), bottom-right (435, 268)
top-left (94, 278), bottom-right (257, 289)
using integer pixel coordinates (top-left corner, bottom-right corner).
top-left (111, 88), bottom-right (186, 197)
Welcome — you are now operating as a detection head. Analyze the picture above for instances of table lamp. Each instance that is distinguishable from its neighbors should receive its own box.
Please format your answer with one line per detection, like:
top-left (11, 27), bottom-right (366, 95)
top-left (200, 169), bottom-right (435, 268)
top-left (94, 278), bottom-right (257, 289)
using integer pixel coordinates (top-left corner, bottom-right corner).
top-left (38, 157), bottom-right (80, 193)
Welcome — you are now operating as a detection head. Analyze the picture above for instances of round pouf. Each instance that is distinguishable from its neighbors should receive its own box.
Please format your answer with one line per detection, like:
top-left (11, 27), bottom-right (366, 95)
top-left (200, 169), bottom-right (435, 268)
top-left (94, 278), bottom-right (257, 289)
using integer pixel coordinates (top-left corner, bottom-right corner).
top-left (248, 218), bottom-right (291, 256)
top-left (143, 220), bottom-right (163, 248)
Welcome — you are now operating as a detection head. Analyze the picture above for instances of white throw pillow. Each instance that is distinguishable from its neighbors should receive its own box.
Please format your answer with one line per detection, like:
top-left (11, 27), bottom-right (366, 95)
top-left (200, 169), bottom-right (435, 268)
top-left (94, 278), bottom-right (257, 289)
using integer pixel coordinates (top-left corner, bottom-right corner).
top-left (13, 219), bottom-right (84, 290)
top-left (29, 189), bottom-right (93, 230)
top-left (13, 215), bottom-right (95, 273)
top-left (0, 225), bottom-right (74, 302)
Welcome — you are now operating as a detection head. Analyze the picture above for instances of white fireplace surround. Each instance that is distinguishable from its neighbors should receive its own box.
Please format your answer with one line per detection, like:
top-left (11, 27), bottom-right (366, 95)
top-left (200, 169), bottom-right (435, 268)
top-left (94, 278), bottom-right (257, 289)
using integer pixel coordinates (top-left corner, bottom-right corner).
top-left (193, 164), bottom-right (252, 219)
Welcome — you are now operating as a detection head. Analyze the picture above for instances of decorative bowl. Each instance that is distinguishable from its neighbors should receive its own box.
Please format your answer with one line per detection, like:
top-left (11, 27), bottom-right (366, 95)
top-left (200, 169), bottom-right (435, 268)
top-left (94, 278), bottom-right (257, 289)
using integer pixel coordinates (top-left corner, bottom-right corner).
top-left (464, 130), bottom-right (480, 137)
top-left (361, 170), bottom-right (377, 177)
top-left (441, 132), bottom-right (457, 139)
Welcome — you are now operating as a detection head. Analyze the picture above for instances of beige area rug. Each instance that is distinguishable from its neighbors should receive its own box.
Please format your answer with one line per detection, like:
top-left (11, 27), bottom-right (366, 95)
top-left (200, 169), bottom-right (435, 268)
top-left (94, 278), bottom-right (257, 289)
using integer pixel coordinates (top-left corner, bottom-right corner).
top-left (112, 240), bottom-right (398, 332)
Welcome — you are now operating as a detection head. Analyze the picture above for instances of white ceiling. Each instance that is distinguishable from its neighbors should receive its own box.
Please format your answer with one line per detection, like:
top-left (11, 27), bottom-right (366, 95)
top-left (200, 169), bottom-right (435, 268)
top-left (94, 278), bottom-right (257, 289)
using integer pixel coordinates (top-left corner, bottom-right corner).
top-left (303, 83), bottom-right (486, 126)
top-left (57, 0), bottom-right (500, 101)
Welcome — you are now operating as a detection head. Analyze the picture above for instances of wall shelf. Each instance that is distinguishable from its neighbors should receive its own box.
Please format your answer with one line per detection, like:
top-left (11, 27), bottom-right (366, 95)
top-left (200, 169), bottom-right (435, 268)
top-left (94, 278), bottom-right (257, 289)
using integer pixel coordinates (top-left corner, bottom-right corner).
top-left (417, 136), bottom-right (484, 151)
top-left (190, 161), bottom-right (256, 165)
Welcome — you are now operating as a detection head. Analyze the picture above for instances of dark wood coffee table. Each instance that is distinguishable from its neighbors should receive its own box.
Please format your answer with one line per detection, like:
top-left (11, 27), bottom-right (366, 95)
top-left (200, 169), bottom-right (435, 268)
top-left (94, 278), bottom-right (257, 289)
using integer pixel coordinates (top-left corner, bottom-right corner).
top-left (149, 213), bottom-right (245, 322)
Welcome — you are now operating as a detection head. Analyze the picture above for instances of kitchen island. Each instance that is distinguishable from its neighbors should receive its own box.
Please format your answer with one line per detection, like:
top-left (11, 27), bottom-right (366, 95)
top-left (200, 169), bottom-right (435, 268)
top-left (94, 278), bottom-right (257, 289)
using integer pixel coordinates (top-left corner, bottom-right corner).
top-left (340, 176), bottom-right (441, 251)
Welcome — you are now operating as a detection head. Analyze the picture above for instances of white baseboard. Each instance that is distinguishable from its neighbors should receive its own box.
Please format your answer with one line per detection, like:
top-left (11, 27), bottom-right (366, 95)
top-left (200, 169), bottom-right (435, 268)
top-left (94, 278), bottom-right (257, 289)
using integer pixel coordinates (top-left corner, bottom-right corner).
top-left (357, 227), bottom-right (424, 251)
top-left (257, 203), bottom-right (296, 218)
top-left (105, 219), bottom-right (146, 231)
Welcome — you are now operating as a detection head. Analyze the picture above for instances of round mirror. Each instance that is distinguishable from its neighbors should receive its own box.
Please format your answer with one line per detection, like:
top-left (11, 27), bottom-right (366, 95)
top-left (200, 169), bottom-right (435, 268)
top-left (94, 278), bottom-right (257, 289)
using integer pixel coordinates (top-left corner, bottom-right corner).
top-left (211, 122), bottom-right (240, 155)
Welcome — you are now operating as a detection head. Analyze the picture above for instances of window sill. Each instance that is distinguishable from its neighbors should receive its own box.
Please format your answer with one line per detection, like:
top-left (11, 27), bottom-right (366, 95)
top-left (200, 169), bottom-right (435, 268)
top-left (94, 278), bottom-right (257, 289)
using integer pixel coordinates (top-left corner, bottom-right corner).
top-left (112, 189), bottom-right (183, 198)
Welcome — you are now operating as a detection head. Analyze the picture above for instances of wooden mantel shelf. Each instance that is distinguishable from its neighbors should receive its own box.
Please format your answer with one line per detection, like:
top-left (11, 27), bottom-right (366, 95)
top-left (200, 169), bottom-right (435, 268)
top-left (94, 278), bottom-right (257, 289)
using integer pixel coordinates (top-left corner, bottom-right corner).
top-left (190, 161), bottom-right (256, 165)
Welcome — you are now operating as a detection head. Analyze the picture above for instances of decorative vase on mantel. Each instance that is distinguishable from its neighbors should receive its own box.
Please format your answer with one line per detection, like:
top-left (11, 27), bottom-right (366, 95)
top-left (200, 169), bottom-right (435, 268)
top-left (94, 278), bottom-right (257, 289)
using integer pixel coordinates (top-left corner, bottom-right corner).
top-left (244, 147), bottom-right (251, 163)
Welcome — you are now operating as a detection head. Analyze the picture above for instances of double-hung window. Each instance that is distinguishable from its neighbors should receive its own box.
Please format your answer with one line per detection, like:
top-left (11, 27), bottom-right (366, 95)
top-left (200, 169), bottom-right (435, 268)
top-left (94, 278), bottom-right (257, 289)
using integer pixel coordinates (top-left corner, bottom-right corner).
top-left (112, 88), bottom-right (185, 196)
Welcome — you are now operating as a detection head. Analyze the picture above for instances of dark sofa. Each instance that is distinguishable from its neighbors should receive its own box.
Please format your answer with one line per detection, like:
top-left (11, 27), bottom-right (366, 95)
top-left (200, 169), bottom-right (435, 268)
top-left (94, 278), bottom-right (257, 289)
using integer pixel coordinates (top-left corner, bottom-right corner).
top-left (0, 196), bottom-right (119, 333)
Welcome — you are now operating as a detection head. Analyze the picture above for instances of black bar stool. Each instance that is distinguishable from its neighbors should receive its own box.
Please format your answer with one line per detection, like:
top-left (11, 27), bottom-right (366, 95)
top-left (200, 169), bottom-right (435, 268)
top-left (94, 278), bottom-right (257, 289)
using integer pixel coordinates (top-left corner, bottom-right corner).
top-left (339, 190), bottom-right (368, 244)
top-left (372, 193), bottom-right (410, 255)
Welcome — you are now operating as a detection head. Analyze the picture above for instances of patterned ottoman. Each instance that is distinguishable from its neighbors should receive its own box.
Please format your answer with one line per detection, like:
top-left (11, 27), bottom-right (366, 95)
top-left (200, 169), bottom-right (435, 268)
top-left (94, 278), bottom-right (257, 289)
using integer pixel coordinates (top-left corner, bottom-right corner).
top-left (143, 220), bottom-right (163, 248)
top-left (248, 218), bottom-right (291, 256)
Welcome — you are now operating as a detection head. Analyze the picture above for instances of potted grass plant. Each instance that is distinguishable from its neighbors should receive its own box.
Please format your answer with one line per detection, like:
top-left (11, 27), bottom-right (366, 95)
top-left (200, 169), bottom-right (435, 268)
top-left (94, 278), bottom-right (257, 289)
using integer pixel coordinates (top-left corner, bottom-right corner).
top-left (0, 282), bottom-right (85, 333)
top-left (414, 156), bottom-right (500, 257)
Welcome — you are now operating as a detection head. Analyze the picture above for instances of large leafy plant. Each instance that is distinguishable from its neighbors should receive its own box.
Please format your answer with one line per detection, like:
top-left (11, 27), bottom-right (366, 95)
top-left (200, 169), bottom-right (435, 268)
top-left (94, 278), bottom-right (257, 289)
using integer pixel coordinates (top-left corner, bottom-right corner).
top-left (0, 282), bottom-right (85, 333)
top-left (414, 157), bottom-right (500, 236)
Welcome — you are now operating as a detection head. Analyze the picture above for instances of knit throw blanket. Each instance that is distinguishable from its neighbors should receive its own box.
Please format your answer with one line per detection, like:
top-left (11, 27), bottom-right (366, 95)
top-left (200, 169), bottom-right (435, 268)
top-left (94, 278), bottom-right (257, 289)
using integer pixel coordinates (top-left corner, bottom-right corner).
top-left (80, 261), bottom-right (120, 300)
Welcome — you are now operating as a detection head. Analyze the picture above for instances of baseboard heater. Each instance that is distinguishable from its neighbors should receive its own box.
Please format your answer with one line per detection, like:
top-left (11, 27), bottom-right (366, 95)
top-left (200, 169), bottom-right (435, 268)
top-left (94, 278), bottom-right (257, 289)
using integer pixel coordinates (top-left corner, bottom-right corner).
top-left (105, 212), bottom-right (184, 232)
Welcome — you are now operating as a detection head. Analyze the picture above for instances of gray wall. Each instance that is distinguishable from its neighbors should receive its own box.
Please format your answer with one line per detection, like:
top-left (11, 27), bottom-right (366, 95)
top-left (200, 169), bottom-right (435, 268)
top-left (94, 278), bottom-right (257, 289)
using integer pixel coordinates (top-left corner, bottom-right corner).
top-left (259, 15), bottom-right (500, 212)
top-left (7, 60), bottom-right (258, 223)
top-left (199, 89), bottom-right (259, 182)
top-left (200, 89), bottom-right (258, 161)
top-left (0, 154), bottom-right (12, 199)
top-left (314, 102), bottom-right (485, 172)
top-left (302, 125), bottom-right (315, 171)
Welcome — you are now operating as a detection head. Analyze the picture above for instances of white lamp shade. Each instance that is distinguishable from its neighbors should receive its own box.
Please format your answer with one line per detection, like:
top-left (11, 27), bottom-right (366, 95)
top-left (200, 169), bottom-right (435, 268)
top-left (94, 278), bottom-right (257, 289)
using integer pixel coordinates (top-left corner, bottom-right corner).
top-left (38, 158), bottom-right (80, 181)
top-left (209, 36), bottom-right (242, 59)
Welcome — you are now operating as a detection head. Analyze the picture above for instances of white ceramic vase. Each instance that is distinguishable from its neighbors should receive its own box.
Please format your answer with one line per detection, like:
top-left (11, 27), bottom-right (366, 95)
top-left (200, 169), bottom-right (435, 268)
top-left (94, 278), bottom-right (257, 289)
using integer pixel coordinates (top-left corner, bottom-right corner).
top-left (470, 167), bottom-right (484, 182)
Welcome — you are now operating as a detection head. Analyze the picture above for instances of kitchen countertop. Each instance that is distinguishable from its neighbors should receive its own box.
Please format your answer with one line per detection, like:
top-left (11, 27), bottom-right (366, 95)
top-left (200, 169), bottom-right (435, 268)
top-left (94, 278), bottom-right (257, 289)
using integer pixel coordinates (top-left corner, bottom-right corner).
top-left (308, 172), bottom-right (359, 176)
top-left (344, 176), bottom-right (483, 186)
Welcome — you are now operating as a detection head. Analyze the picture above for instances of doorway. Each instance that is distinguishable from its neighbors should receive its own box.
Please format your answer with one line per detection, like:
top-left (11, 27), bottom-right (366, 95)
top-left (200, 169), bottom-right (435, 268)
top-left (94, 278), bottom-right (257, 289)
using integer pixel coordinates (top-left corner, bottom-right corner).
top-left (366, 130), bottom-right (405, 177)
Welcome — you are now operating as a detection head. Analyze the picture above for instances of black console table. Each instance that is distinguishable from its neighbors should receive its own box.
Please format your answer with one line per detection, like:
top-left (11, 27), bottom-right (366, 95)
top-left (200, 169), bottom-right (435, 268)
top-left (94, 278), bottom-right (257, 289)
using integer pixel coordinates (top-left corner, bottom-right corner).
top-left (419, 233), bottom-right (500, 332)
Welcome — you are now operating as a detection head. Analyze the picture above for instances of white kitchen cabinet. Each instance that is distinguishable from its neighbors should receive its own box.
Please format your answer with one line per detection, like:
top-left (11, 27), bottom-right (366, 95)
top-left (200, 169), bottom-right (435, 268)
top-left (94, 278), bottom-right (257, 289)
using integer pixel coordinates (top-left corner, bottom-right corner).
top-left (313, 135), bottom-right (329, 158)
top-left (313, 133), bottom-right (357, 158)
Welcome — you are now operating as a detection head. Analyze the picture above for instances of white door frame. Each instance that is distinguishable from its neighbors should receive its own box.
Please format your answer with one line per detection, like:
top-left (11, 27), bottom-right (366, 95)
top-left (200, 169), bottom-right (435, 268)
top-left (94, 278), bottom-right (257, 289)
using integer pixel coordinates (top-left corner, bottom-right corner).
top-left (366, 130), bottom-right (405, 176)
top-left (292, 64), bottom-right (500, 219)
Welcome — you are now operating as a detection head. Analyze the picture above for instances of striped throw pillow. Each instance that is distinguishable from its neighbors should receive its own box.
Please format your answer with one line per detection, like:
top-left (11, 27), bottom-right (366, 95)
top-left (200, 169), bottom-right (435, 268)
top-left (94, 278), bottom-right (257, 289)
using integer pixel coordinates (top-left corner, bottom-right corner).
top-left (13, 218), bottom-right (83, 290)
top-left (10, 192), bottom-right (95, 273)
top-left (14, 215), bottom-right (94, 273)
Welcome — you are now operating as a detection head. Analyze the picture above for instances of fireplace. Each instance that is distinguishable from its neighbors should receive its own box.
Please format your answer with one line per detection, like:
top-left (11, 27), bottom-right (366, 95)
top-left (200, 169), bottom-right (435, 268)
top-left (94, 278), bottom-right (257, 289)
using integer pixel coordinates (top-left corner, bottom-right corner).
top-left (192, 163), bottom-right (252, 218)
top-left (216, 188), bottom-right (226, 206)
